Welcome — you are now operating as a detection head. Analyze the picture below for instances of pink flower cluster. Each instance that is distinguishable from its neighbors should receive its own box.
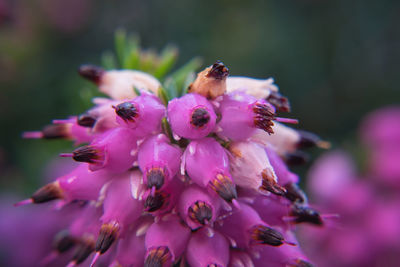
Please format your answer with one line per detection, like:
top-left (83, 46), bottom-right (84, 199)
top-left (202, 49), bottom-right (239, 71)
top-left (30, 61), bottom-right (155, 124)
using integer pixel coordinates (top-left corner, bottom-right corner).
top-left (300, 107), bottom-right (400, 267)
top-left (18, 60), bottom-right (326, 267)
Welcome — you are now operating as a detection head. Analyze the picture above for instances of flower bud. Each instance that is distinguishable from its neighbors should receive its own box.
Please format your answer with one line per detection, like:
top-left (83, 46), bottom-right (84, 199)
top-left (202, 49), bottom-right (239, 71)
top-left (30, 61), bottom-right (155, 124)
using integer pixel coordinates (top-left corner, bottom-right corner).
top-left (178, 185), bottom-right (221, 229)
top-left (115, 92), bottom-right (165, 137)
top-left (138, 134), bottom-right (182, 190)
top-left (167, 93), bottom-right (217, 139)
top-left (226, 76), bottom-right (278, 99)
top-left (144, 215), bottom-right (191, 266)
top-left (188, 61), bottom-right (229, 99)
top-left (186, 228), bottom-right (230, 267)
top-left (184, 138), bottom-right (237, 202)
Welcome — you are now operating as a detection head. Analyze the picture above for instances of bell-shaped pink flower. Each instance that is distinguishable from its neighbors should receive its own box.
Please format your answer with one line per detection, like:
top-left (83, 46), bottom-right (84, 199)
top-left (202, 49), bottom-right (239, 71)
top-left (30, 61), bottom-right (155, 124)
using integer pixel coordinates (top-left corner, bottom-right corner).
top-left (138, 134), bottom-right (182, 190)
top-left (167, 93), bottom-right (217, 139)
top-left (114, 92), bottom-right (165, 137)
top-left (178, 185), bottom-right (221, 229)
top-left (186, 228), bottom-right (230, 267)
top-left (65, 127), bottom-right (138, 172)
top-left (144, 215), bottom-right (191, 266)
top-left (184, 138), bottom-right (237, 203)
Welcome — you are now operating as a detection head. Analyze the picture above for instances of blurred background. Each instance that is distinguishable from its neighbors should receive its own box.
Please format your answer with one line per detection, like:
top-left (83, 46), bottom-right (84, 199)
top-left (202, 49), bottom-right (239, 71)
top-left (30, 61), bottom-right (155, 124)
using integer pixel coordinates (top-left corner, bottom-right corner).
top-left (1, 0), bottom-right (399, 195)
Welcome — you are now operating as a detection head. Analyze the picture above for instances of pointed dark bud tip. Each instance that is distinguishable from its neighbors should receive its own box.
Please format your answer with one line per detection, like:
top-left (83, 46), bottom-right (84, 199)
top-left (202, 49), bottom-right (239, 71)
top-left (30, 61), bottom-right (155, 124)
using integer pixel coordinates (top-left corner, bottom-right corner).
top-left (95, 223), bottom-right (119, 254)
top-left (191, 108), bottom-right (211, 128)
top-left (41, 124), bottom-right (70, 139)
top-left (188, 201), bottom-right (213, 225)
top-left (209, 174), bottom-right (237, 202)
top-left (78, 65), bottom-right (104, 84)
top-left (284, 183), bottom-right (307, 204)
top-left (31, 182), bottom-right (63, 203)
top-left (250, 224), bottom-right (284, 246)
top-left (146, 168), bottom-right (165, 190)
top-left (72, 145), bottom-right (104, 164)
top-left (260, 170), bottom-right (286, 196)
top-left (297, 130), bottom-right (324, 149)
top-left (114, 102), bottom-right (139, 122)
top-left (267, 91), bottom-right (291, 113)
top-left (284, 151), bottom-right (310, 166)
top-left (206, 60), bottom-right (229, 80)
top-left (290, 204), bottom-right (323, 226)
top-left (253, 102), bottom-right (276, 134)
top-left (144, 191), bottom-right (167, 212)
top-left (77, 114), bottom-right (96, 128)
top-left (53, 230), bottom-right (76, 253)
top-left (72, 238), bottom-right (95, 264)
top-left (144, 246), bottom-right (172, 267)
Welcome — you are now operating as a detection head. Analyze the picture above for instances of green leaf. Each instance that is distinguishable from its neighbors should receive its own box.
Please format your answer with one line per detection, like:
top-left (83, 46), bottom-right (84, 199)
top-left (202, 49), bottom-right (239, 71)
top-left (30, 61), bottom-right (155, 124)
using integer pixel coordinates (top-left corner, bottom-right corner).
top-left (168, 57), bottom-right (202, 96)
top-left (101, 51), bottom-right (117, 70)
top-left (153, 45), bottom-right (178, 79)
top-left (181, 71), bottom-right (196, 96)
top-left (163, 77), bottom-right (178, 99)
top-left (161, 117), bottom-right (175, 144)
top-left (133, 86), bottom-right (141, 96)
top-left (157, 86), bottom-right (170, 106)
top-left (114, 29), bottom-right (127, 68)
top-left (123, 35), bottom-right (141, 69)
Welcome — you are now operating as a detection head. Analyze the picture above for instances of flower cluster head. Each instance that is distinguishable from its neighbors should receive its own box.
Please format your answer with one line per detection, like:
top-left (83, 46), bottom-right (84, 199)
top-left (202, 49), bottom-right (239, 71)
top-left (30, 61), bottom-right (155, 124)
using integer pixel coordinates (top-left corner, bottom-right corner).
top-left (17, 35), bottom-right (329, 267)
top-left (299, 107), bottom-right (400, 267)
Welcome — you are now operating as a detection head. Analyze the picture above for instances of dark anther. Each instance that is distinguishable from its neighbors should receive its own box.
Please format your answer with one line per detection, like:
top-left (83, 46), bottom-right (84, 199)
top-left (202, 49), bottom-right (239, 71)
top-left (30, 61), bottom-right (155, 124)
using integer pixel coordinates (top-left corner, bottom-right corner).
top-left (188, 201), bottom-right (213, 225)
top-left (284, 183), bottom-right (307, 204)
top-left (71, 238), bottom-right (95, 264)
top-left (284, 151), bottom-right (309, 166)
top-left (267, 91), bottom-right (291, 113)
top-left (250, 224), bottom-right (284, 246)
top-left (77, 114), bottom-right (96, 128)
top-left (191, 108), bottom-right (210, 128)
top-left (95, 223), bottom-right (119, 254)
top-left (53, 230), bottom-right (76, 253)
top-left (290, 204), bottom-right (323, 226)
top-left (144, 192), bottom-right (167, 212)
top-left (209, 174), bottom-right (237, 203)
top-left (72, 145), bottom-right (103, 164)
top-left (253, 102), bottom-right (276, 134)
top-left (297, 131), bottom-right (322, 149)
top-left (144, 246), bottom-right (172, 267)
top-left (114, 102), bottom-right (138, 122)
top-left (260, 170), bottom-right (287, 196)
top-left (41, 124), bottom-right (69, 139)
top-left (31, 183), bottom-right (63, 203)
top-left (206, 60), bottom-right (229, 80)
top-left (147, 168), bottom-right (165, 190)
top-left (78, 65), bottom-right (104, 84)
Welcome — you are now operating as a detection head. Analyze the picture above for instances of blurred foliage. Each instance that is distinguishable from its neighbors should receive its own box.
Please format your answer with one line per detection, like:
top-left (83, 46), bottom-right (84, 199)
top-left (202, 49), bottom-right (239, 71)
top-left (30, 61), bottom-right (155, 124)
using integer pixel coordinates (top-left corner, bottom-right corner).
top-left (0, 0), bottom-right (399, 193)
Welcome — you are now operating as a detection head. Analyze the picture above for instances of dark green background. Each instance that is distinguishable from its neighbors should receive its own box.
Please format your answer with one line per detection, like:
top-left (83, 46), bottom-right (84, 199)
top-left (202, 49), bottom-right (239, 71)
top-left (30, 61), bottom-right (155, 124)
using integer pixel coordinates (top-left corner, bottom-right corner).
top-left (1, 0), bottom-right (399, 193)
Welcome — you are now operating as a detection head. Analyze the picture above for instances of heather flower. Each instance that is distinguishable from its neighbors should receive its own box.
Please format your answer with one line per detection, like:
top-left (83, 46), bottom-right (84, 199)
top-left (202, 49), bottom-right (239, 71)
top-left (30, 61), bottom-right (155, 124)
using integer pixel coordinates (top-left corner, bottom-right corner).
top-left (15, 35), bottom-right (329, 267)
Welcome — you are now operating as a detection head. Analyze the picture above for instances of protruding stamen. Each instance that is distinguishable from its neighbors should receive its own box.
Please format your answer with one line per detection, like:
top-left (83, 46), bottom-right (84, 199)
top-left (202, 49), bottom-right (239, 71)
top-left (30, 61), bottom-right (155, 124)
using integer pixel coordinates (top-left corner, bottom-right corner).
top-left (25, 124), bottom-right (70, 140)
top-left (267, 91), bottom-right (291, 112)
top-left (250, 224), bottom-right (285, 246)
top-left (22, 131), bottom-right (43, 139)
top-left (260, 169), bottom-right (286, 196)
top-left (22, 182), bottom-right (63, 204)
top-left (146, 168), bottom-right (165, 190)
top-left (275, 117), bottom-right (299, 124)
top-left (72, 145), bottom-right (104, 164)
top-left (95, 223), bottom-right (119, 254)
top-left (284, 183), bottom-right (307, 204)
top-left (253, 102), bottom-right (276, 134)
top-left (144, 246), bottom-right (172, 267)
top-left (90, 252), bottom-right (101, 267)
top-left (114, 102), bottom-right (138, 122)
top-left (191, 108), bottom-right (211, 128)
top-left (188, 201), bottom-right (213, 225)
top-left (206, 60), bottom-right (229, 80)
top-left (290, 204), bottom-right (323, 226)
top-left (144, 191), bottom-right (167, 212)
top-left (14, 198), bottom-right (33, 207)
top-left (289, 259), bottom-right (315, 267)
top-left (78, 65), bottom-right (104, 84)
top-left (209, 174), bottom-right (237, 203)
top-left (77, 114), bottom-right (96, 128)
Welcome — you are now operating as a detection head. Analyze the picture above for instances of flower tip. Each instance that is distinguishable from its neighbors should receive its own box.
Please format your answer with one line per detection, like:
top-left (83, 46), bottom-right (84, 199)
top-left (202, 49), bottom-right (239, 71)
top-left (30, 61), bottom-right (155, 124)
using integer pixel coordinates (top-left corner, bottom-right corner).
top-left (95, 223), bottom-right (119, 254)
top-left (78, 64), bottom-right (104, 84)
top-left (90, 252), bottom-right (101, 267)
top-left (275, 117), bottom-right (299, 124)
top-left (14, 198), bottom-right (33, 207)
top-left (66, 261), bottom-right (77, 267)
top-left (316, 140), bottom-right (331, 149)
top-left (207, 60), bottom-right (229, 80)
top-left (59, 153), bottom-right (74, 158)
